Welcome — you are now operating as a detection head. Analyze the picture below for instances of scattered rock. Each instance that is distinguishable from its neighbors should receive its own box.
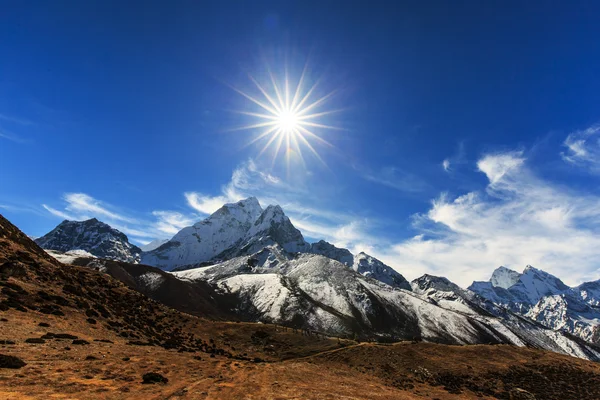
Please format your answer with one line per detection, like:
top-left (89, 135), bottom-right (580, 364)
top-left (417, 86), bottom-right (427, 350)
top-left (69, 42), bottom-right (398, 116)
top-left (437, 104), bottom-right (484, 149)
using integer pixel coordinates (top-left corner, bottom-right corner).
top-left (86, 318), bottom-right (97, 324)
top-left (86, 309), bottom-right (99, 318)
top-left (122, 357), bottom-right (130, 361)
top-left (25, 338), bottom-right (45, 344)
top-left (85, 355), bottom-right (99, 361)
top-left (0, 318), bottom-right (7, 322)
top-left (142, 372), bottom-right (168, 384)
top-left (54, 333), bottom-right (78, 340)
top-left (38, 322), bottom-right (50, 327)
top-left (0, 340), bottom-right (16, 345)
top-left (72, 339), bottom-right (90, 345)
top-left (0, 354), bottom-right (26, 369)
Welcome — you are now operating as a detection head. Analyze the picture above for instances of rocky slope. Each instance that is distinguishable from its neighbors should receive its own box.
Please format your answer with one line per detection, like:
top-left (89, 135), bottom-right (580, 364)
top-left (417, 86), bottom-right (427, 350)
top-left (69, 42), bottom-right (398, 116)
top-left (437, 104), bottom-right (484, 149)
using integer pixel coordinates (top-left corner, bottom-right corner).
top-left (470, 266), bottom-right (600, 343)
top-left (171, 244), bottom-right (600, 361)
top-left (34, 218), bottom-right (141, 263)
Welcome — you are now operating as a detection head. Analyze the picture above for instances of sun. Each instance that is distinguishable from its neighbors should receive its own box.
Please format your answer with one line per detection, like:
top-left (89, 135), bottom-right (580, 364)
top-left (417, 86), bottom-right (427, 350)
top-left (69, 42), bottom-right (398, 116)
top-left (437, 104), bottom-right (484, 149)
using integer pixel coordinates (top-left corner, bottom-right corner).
top-left (278, 110), bottom-right (299, 133)
top-left (229, 64), bottom-right (341, 168)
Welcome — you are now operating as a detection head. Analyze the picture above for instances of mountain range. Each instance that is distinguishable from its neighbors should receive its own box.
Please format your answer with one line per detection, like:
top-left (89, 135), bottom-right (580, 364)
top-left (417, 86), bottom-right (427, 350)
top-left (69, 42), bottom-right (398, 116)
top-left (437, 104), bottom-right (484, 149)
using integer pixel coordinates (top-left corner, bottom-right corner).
top-left (32, 197), bottom-right (600, 361)
top-left (470, 266), bottom-right (600, 343)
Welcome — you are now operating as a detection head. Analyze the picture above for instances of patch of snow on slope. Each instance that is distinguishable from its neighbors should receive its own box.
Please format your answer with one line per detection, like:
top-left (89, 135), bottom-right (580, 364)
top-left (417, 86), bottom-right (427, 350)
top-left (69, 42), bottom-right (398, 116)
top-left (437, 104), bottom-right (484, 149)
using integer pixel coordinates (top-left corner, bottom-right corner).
top-left (137, 272), bottom-right (165, 291)
top-left (219, 274), bottom-right (290, 320)
top-left (45, 249), bottom-right (96, 264)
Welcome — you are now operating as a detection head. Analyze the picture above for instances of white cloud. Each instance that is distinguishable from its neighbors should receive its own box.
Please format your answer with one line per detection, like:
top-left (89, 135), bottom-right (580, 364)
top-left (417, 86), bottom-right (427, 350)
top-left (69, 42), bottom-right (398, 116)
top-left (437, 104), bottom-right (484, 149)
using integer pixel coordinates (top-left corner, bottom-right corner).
top-left (441, 142), bottom-right (467, 174)
top-left (62, 193), bottom-right (138, 224)
top-left (476, 151), bottom-right (525, 184)
top-left (110, 224), bottom-right (156, 239)
top-left (185, 192), bottom-right (237, 215)
top-left (0, 129), bottom-right (28, 144)
top-left (561, 124), bottom-right (600, 171)
top-left (0, 113), bottom-right (35, 126)
top-left (442, 159), bottom-right (451, 172)
top-left (360, 166), bottom-right (428, 192)
top-left (382, 151), bottom-right (600, 287)
top-left (151, 211), bottom-right (197, 235)
top-left (42, 204), bottom-right (80, 221)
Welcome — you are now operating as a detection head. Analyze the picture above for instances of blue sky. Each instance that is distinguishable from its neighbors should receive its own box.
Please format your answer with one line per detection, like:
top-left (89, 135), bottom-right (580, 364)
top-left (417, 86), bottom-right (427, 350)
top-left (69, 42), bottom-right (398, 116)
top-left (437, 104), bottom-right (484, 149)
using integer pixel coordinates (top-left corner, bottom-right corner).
top-left (2, 1), bottom-right (600, 286)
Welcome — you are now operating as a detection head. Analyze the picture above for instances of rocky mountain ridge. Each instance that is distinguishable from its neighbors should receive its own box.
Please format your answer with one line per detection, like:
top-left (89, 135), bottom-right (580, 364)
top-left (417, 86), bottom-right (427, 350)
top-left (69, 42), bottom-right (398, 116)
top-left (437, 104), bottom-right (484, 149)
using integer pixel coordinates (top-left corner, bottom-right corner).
top-left (34, 218), bottom-right (141, 263)
top-left (470, 266), bottom-right (600, 343)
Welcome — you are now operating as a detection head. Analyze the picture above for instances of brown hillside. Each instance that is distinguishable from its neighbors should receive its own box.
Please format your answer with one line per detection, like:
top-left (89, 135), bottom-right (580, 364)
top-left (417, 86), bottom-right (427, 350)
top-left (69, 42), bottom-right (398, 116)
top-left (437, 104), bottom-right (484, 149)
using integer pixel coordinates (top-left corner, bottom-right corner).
top-left (1, 213), bottom-right (600, 399)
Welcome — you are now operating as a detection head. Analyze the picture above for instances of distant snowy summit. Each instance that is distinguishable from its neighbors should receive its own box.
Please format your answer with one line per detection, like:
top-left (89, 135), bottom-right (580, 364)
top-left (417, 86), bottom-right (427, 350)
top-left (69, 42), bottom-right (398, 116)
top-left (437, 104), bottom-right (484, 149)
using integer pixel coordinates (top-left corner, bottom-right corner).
top-left (139, 238), bottom-right (169, 252)
top-left (140, 197), bottom-right (409, 288)
top-left (470, 266), bottom-right (600, 343)
top-left (35, 218), bottom-right (141, 263)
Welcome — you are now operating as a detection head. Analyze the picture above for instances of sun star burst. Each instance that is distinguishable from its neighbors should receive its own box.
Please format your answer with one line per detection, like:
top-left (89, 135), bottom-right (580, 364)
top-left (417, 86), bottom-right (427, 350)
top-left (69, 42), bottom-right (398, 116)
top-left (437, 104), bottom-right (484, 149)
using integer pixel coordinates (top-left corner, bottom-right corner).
top-left (230, 65), bottom-right (341, 169)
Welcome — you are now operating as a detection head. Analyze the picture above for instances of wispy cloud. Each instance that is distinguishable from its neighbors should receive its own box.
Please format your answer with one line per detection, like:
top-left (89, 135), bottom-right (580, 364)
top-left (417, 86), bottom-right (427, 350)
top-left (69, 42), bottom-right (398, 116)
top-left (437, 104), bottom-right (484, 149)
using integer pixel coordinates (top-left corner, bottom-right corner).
top-left (561, 124), bottom-right (600, 171)
top-left (380, 150), bottom-right (600, 287)
top-left (185, 192), bottom-right (237, 215)
top-left (151, 211), bottom-right (197, 235)
top-left (0, 113), bottom-right (36, 126)
top-left (442, 159), bottom-right (451, 172)
top-left (359, 166), bottom-right (429, 192)
top-left (0, 113), bottom-right (36, 144)
top-left (62, 193), bottom-right (139, 224)
top-left (42, 193), bottom-right (201, 243)
top-left (442, 142), bottom-right (467, 173)
top-left (42, 204), bottom-right (79, 220)
top-left (0, 129), bottom-right (29, 144)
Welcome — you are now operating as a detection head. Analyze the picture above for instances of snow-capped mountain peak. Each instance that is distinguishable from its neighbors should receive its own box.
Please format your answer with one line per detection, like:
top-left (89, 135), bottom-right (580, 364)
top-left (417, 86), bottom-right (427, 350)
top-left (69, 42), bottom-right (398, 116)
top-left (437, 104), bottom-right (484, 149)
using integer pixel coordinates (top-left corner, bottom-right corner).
top-left (141, 197), bottom-right (264, 270)
top-left (34, 218), bottom-right (141, 263)
top-left (210, 196), bottom-right (263, 223)
top-left (576, 280), bottom-right (600, 307)
top-left (470, 264), bottom-right (600, 344)
top-left (516, 265), bottom-right (570, 304)
top-left (352, 252), bottom-right (411, 290)
top-left (309, 240), bottom-right (354, 265)
top-left (490, 266), bottom-right (521, 289)
top-left (239, 204), bottom-right (311, 255)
